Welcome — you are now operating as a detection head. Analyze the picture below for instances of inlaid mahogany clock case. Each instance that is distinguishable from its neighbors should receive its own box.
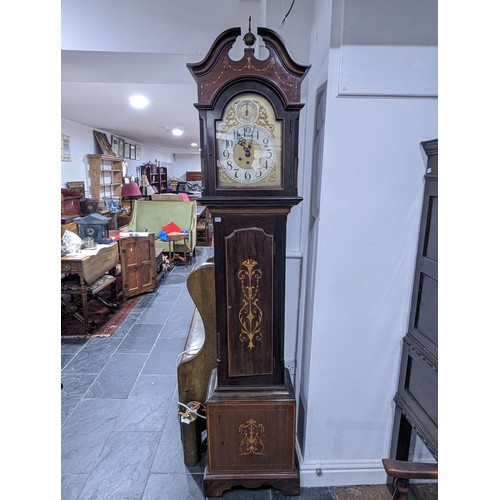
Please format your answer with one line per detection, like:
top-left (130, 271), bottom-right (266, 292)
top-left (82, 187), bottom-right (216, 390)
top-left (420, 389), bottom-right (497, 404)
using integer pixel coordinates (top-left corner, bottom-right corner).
top-left (187, 26), bottom-right (310, 497)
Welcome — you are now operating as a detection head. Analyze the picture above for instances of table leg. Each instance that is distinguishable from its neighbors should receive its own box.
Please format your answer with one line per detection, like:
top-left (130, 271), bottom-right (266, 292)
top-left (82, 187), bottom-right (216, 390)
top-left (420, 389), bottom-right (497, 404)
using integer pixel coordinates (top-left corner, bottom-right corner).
top-left (79, 276), bottom-right (91, 333)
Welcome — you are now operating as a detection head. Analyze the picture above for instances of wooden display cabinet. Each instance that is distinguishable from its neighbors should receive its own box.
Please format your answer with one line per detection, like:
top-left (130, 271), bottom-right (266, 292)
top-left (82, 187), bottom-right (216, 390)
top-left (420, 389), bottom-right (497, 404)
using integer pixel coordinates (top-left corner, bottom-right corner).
top-left (141, 163), bottom-right (168, 193)
top-left (387, 139), bottom-right (438, 492)
top-left (88, 154), bottom-right (124, 203)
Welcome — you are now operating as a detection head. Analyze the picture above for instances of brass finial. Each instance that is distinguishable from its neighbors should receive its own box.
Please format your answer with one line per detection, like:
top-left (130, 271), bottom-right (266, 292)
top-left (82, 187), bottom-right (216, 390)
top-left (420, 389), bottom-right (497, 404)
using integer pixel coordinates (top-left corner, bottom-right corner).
top-left (243, 16), bottom-right (256, 47)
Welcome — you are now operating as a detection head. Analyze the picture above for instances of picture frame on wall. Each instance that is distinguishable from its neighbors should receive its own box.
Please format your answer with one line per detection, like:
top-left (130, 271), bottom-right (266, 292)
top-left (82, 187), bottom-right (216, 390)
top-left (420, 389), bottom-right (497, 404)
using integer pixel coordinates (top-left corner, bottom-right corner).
top-left (130, 144), bottom-right (136, 160)
top-left (61, 133), bottom-right (71, 161)
top-left (111, 135), bottom-right (120, 155)
top-left (135, 146), bottom-right (141, 161)
top-left (118, 138), bottom-right (125, 157)
top-left (124, 142), bottom-right (130, 158)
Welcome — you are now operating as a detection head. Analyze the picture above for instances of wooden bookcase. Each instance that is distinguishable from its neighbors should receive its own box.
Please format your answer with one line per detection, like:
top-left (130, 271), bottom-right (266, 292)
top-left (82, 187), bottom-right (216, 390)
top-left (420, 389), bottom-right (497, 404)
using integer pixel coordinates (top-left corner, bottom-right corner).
top-left (141, 163), bottom-right (168, 193)
top-left (88, 154), bottom-right (124, 202)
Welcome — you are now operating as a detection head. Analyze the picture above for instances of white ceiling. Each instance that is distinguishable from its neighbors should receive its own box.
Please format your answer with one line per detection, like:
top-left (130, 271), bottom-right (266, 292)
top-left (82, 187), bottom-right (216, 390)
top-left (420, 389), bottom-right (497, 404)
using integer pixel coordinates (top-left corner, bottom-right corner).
top-left (61, 0), bottom-right (312, 155)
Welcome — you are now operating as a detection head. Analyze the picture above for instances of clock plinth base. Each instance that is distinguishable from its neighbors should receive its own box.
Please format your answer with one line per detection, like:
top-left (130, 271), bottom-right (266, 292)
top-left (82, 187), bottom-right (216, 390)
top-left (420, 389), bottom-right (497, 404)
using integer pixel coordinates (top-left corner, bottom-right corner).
top-left (204, 368), bottom-right (300, 497)
top-left (203, 459), bottom-right (300, 497)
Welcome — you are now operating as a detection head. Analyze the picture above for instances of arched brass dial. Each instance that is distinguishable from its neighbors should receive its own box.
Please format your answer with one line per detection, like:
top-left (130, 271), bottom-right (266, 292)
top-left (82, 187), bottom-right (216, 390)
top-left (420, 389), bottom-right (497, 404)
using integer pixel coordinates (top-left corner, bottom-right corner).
top-left (216, 93), bottom-right (282, 189)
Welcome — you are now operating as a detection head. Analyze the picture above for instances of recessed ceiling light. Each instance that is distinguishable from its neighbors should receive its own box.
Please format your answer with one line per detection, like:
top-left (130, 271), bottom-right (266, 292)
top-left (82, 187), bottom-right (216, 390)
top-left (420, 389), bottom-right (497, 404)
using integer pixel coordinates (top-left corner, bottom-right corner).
top-left (172, 128), bottom-right (184, 136)
top-left (129, 95), bottom-right (149, 108)
top-left (191, 142), bottom-right (198, 147)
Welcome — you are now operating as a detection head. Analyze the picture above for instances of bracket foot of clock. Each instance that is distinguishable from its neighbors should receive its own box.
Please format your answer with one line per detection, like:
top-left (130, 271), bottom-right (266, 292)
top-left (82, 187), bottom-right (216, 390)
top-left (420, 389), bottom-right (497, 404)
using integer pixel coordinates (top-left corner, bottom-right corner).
top-left (203, 463), bottom-right (300, 497)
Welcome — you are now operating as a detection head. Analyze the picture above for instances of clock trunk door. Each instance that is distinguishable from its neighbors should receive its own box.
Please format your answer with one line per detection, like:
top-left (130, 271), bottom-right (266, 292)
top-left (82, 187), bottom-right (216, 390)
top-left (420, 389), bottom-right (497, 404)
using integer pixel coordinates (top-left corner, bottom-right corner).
top-left (213, 210), bottom-right (288, 387)
top-left (226, 227), bottom-right (274, 378)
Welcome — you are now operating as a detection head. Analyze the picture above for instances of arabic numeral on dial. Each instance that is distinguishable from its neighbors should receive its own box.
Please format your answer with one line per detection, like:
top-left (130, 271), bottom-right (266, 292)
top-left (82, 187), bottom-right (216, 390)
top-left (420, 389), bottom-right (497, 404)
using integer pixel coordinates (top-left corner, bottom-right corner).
top-left (263, 137), bottom-right (269, 147)
top-left (245, 171), bottom-right (252, 181)
top-left (222, 149), bottom-right (229, 159)
top-left (226, 160), bottom-right (233, 170)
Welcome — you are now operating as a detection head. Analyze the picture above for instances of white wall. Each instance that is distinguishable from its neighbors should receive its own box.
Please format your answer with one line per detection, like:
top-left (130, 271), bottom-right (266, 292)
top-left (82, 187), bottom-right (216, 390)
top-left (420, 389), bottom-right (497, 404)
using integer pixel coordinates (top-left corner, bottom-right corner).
top-left (61, 118), bottom-right (198, 194)
top-left (295, 0), bottom-right (437, 486)
top-left (169, 153), bottom-right (201, 181)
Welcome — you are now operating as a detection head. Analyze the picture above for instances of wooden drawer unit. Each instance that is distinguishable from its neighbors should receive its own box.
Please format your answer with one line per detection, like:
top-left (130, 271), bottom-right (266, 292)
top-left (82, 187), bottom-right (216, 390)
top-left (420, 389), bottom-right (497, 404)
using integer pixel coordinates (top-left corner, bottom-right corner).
top-left (61, 260), bottom-right (81, 274)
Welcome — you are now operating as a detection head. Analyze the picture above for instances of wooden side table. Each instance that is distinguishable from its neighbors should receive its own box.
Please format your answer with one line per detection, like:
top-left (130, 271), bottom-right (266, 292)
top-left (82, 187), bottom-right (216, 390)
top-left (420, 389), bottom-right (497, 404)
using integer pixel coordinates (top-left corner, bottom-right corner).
top-left (166, 232), bottom-right (190, 267)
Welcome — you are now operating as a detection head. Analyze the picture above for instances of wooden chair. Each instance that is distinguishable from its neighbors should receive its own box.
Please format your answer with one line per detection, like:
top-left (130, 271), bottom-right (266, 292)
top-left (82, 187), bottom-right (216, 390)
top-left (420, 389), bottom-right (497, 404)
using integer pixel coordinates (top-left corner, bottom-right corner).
top-left (382, 459), bottom-right (438, 500)
top-left (61, 273), bottom-right (118, 334)
top-left (177, 259), bottom-right (217, 466)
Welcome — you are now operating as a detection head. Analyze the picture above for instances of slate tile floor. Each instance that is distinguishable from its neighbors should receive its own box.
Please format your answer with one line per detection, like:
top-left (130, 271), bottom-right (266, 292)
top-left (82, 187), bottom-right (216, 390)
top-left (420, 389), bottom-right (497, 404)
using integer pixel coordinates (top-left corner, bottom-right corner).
top-left (61, 246), bottom-right (433, 500)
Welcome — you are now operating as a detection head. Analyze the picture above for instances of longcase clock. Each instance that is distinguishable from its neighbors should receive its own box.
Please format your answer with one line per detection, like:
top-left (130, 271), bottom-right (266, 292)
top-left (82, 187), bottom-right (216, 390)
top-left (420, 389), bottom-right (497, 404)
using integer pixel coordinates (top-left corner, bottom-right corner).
top-left (187, 24), bottom-right (310, 497)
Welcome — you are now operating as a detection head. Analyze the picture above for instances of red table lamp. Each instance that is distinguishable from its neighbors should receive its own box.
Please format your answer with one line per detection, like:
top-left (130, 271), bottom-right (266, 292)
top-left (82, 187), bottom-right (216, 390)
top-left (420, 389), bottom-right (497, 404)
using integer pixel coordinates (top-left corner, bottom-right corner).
top-left (121, 181), bottom-right (142, 210)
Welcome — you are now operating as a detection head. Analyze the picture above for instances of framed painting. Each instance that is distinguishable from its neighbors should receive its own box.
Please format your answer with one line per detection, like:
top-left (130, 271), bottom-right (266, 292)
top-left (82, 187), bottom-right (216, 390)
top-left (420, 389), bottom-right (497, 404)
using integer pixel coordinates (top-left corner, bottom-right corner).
top-left (130, 144), bottom-right (136, 160)
top-left (124, 142), bottom-right (130, 158)
top-left (61, 134), bottom-right (71, 161)
top-left (118, 138), bottom-right (125, 157)
top-left (111, 135), bottom-right (120, 155)
top-left (93, 130), bottom-right (115, 156)
top-left (135, 145), bottom-right (141, 161)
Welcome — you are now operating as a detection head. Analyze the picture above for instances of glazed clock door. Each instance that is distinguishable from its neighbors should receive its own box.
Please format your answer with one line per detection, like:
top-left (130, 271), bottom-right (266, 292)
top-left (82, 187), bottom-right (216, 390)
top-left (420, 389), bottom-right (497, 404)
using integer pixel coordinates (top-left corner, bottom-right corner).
top-left (216, 92), bottom-right (283, 189)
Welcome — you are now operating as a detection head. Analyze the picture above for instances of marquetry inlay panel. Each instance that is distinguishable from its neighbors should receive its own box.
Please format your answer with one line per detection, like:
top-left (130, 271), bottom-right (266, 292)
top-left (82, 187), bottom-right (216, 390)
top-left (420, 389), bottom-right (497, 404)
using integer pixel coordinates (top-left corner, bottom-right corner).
top-left (239, 418), bottom-right (265, 456)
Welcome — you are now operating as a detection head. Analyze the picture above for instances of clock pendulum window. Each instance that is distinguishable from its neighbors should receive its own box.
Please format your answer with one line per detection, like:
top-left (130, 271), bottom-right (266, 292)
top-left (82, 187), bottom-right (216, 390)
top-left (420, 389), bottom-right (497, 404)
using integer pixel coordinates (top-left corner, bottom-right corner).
top-left (187, 21), bottom-right (310, 497)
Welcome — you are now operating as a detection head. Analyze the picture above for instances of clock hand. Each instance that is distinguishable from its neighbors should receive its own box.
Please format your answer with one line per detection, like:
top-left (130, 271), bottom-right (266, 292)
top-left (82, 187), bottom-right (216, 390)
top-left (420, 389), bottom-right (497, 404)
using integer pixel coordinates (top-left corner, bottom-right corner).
top-left (244, 136), bottom-right (253, 158)
top-left (246, 125), bottom-right (256, 152)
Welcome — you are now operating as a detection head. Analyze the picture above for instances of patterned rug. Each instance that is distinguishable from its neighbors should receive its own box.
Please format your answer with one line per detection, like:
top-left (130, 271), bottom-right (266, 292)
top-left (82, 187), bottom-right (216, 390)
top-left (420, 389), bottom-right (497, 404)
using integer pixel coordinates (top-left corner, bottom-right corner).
top-left (61, 275), bottom-right (140, 338)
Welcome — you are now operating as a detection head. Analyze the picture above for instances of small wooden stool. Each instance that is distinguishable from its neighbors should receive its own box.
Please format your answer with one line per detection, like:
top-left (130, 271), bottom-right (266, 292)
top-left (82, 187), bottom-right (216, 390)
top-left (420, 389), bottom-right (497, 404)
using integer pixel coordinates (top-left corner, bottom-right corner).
top-left (382, 458), bottom-right (438, 500)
